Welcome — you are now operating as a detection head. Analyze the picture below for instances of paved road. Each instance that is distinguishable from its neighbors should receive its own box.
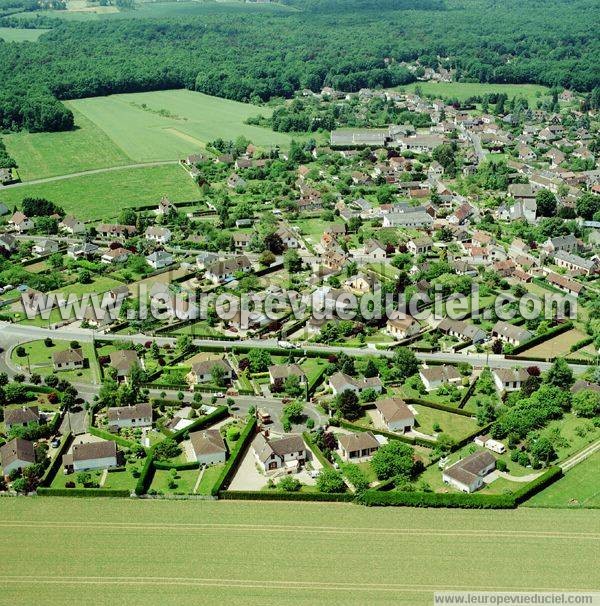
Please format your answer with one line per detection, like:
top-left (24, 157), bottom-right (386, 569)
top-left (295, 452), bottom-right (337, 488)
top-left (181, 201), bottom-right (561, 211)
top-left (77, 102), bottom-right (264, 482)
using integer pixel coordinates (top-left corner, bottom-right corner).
top-left (2, 161), bottom-right (179, 188)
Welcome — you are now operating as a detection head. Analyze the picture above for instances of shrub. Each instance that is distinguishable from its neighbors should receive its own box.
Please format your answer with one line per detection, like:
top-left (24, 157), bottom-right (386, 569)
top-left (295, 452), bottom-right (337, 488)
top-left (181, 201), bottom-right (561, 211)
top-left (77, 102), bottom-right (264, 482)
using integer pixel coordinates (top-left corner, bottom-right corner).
top-left (278, 476), bottom-right (302, 492)
top-left (316, 468), bottom-right (346, 493)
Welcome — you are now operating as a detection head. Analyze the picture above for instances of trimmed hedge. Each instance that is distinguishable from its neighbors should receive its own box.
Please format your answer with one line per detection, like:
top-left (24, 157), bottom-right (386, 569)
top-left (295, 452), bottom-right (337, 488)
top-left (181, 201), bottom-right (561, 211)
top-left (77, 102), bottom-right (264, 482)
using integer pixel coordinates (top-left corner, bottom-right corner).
top-left (171, 406), bottom-right (228, 442)
top-left (303, 431), bottom-right (333, 468)
top-left (212, 417), bottom-right (257, 496)
top-left (134, 452), bottom-right (155, 496)
top-left (510, 321), bottom-right (573, 355)
top-left (357, 489), bottom-right (515, 508)
top-left (219, 490), bottom-right (354, 502)
top-left (339, 419), bottom-right (431, 448)
top-left (37, 487), bottom-right (130, 497)
top-left (512, 466), bottom-right (562, 504)
top-left (88, 426), bottom-right (142, 450)
top-left (405, 397), bottom-right (474, 417)
top-left (153, 460), bottom-right (200, 471)
top-left (38, 432), bottom-right (71, 487)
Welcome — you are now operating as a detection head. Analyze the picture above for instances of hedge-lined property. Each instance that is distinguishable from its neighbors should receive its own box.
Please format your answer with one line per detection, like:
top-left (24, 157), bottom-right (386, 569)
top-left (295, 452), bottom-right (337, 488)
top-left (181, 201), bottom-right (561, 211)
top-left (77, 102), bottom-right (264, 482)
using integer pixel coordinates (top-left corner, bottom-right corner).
top-left (219, 490), bottom-right (355, 502)
top-left (37, 487), bottom-right (131, 498)
top-left (211, 417), bottom-right (257, 496)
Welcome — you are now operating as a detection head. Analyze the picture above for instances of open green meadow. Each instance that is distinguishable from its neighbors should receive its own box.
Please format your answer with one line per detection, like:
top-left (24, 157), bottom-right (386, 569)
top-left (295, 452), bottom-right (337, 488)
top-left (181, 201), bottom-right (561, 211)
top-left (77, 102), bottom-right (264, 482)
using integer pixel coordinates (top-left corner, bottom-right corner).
top-left (0, 27), bottom-right (49, 41)
top-left (526, 452), bottom-right (600, 509)
top-left (67, 89), bottom-right (293, 162)
top-left (397, 82), bottom-right (551, 105)
top-left (0, 499), bottom-right (597, 605)
top-left (4, 108), bottom-right (131, 181)
top-left (0, 164), bottom-right (199, 220)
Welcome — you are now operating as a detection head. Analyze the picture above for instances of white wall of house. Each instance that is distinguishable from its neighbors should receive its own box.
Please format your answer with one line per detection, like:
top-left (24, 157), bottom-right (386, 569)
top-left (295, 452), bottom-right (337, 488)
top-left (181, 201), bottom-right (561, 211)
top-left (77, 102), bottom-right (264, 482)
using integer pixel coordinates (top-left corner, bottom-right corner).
top-left (197, 451), bottom-right (227, 466)
top-left (73, 456), bottom-right (117, 472)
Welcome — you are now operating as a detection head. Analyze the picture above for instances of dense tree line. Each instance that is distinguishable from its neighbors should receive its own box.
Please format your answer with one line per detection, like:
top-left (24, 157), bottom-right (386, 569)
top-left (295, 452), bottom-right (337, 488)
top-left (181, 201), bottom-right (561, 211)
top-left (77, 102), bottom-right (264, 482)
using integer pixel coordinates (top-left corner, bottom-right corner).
top-left (0, 0), bottom-right (597, 132)
top-left (0, 137), bottom-right (16, 169)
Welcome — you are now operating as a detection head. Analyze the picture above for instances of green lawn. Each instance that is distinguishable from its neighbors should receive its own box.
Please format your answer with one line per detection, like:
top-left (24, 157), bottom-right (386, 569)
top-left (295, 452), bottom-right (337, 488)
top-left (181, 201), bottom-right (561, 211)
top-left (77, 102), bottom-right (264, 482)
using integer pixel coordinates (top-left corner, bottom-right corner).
top-left (397, 82), bottom-right (551, 105)
top-left (149, 468), bottom-right (201, 495)
top-left (4, 108), bottom-right (131, 181)
top-left (411, 404), bottom-right (479, 441)
top-left (0, 164), bottom-right (199, 220)
top-left (526, 452), bottom-right (600, 509)
top-left (11, 339), bottom-right (100, 383)
top-left (68, 89), bottom-right (294, 162)
top-left (0, 27), bottom-right (49, 41)
top-left (0, 499), bottom-right (598, 605)
top-left (196, 463), bottom-right (225, 495)
top-left (49, 275), bottom-right (124, 298)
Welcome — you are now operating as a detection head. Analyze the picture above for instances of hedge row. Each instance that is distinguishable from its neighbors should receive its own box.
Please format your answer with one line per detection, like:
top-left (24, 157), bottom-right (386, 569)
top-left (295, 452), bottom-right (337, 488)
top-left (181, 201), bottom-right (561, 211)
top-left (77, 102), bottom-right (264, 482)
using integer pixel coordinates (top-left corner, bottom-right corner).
top-left (357, 490), bottom-right (515, 508)
top-left (153, 460), bottom-right (200, 471)
top-left (171, 406), bottom-right (228, 442)
top-left (219, 490), bottom-right (355, 502)
top-left (211, 417), bottom-right (257, 496)
top-left (302, 431), bottom-right (333, 468)
top-left (134, 452), bottom-right (155, 496)
top-left (512, 466), bottom-right (562, 504)
top-left (38, 432), bottom-right (72, 488)
top-left (37, 487), bottom-right (130, 498)
top-left (88, 426), bottom-right (142, 450)
top-left (510, 321), bottom-right (574, 355)
top-left (405, 397), bottom-right (474, 417)
top-left (569, 336), bottom-right (594, 352)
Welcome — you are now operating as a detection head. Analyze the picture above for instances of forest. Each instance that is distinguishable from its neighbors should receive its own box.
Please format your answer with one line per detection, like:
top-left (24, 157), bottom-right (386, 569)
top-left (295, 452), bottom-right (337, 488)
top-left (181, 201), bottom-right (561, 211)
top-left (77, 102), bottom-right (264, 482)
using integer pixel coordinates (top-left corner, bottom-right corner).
top-left (0, 0), bottom-right (598, 132)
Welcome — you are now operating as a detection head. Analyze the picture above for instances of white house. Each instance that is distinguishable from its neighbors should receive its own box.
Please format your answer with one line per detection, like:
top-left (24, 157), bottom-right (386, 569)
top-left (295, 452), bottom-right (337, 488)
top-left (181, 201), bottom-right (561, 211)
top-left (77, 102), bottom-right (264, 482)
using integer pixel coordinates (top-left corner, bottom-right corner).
top-left (338, 431), bottom-right (380, 462)
top-left (101, 247), bottom-right (131, 265)
top-left (59, 215), bottom-right (86, 235)
top-left (363, 239), bottom-right (387, 260)
top-left (190, 429), bottom-right (227, 466)
top-left (0, 438), bottom-right (36, 476)
top-left (8, 212), bottom-right (33, 233)
top-left (146, 251), bottom-right (174, 270)
top-left (186, 359), bottom-right (233, 385)
top-left (386, 316), bottom-right (421, 340)
top-left (107, 403), bottom-right (152, 430)
top-left (375, 398), bottom-right (415, 433)
top-left (491, 321), bottom-right (532, 346)
top-left (253, 433), bottom-right (307, 472)
top-left (419, 365), bottom-right (462, 392)
top-left (145, 226), bottom-right (172, 244)
top-left (407, 236), bottom-right (433, 255)
top-left (442, 450), bottom-right (496, 493)
top-left (328, 371), bottom-right (383, 396)
top-left (205, 256), bottom-right (251, 284)
top-left (52, 347), bottom-right (86, 371)
top-left (64, 440), bottom-right (118, 472)
top-left (492, 368), bottom-right (530, 392)
top-left (32, 239), bottom-right (59, 256)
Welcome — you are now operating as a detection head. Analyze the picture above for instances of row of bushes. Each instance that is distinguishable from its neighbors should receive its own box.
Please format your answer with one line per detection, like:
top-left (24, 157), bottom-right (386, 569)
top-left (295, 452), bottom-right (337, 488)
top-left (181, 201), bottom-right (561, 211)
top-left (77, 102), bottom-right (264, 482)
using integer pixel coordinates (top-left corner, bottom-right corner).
top-left (153, 460), bottom-right (200, 471)
top-left (357, 490), bottom-right (515, 508)
top-left (37, 432), bottom-right (72, 488)
top-left (512, 466), bottom-right (563, 504)
top-left (171, 406), bottom-right (228, 442)
top-left (569, 336), bottom-right (594, 353)
top-left (134, 452), bottom-right (155, 496)
top-left (37, 487), bottom-right (131, 498)
top-left (88, 426), bottom-right (143, 450)
top-left (219, 490), bottom-right (355, 502)
top-left (302, 431), bottom-right (333, 468)
top-left (211, 417), bottom-right (257, 496)
top-left (510, 321), bottom-right (574, 355)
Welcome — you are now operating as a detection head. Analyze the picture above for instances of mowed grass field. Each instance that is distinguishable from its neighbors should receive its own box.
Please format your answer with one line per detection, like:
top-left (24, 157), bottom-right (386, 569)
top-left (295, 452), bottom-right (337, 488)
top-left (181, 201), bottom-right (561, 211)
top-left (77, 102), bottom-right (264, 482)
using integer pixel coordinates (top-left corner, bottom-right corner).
top-left (0, 499), bottom-right (598, 605)
top-left (4, 108), bottom-right (132, 181)
top-left (0, 27), bottom-right (49, 41)
top-left (68, 89), bottom-right (294, 162)
top-left (526, 452), bottom-right (600, 509)
top-left (0, 164), bottom-right (198, 220)
top-left (397, 82), bottom-right (551, 105)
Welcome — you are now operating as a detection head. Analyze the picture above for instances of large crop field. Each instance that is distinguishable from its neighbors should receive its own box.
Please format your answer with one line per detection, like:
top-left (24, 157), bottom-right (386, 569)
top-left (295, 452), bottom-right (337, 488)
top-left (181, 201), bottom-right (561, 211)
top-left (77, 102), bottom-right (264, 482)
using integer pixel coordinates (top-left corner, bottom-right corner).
top-left (0, 499), bottom-right (598, 605)
top-left (397, 82), bottom-right (552, 105)
top-left (67, 90), bottom-right (294, 162)
top-left (526, 452), bottom-right (600, 509)
top-left (0, 164), bottom-right (198, 220)
top-left (3, 109), bottom-right (131, 181)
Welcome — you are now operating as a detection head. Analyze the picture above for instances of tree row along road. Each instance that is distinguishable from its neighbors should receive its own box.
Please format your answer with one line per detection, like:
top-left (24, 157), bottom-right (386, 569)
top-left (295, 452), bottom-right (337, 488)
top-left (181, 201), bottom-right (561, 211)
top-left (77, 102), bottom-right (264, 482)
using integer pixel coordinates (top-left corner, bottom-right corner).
top-left (0, 322), bottom-right (589, 373)
top-left (2, 161), bottom-right (179, 188)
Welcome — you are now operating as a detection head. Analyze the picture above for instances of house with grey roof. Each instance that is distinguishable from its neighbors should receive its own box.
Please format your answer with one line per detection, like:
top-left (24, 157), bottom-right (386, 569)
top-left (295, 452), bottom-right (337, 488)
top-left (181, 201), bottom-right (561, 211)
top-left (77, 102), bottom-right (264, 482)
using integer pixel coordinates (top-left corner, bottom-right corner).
top-left (1, 438), bottom-right (36, 476)
top-left (491, 321), bottom-right (532, 346)
top-left (253, 433), bottom-right (307, 472)
top-left (442, 450), bottom-right (496, 493)
top-left (190, 429), bottom-right (227, 466)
